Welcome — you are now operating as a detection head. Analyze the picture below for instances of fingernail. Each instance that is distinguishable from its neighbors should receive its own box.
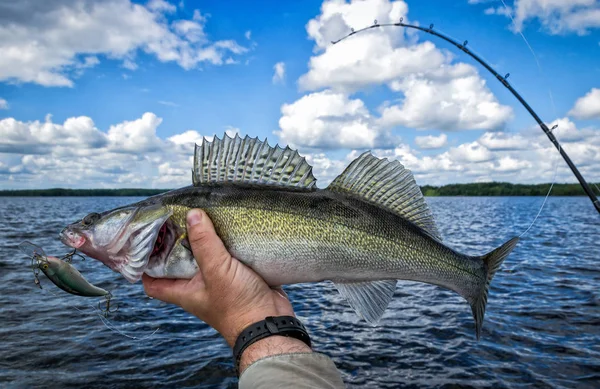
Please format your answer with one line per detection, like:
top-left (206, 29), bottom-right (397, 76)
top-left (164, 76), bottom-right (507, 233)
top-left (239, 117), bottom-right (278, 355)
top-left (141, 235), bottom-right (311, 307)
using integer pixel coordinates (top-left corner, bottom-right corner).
top-left (187, 209), bottom-right (203, 226)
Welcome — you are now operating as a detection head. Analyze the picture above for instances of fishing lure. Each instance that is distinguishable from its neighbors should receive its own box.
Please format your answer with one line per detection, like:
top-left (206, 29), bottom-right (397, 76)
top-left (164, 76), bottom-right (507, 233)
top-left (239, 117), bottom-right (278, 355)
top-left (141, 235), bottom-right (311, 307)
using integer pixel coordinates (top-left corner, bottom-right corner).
top-left (19, 241), bottom-right (117, 315)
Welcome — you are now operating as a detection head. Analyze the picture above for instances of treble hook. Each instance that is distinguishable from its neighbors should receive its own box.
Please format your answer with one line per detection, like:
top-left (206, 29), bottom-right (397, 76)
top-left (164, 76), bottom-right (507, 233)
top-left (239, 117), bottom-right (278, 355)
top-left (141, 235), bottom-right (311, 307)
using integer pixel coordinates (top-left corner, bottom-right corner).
top-left (61, 249), bottom-right (86, 263)
top-left (98, 293), bottom-right (119, 317)
top-left (21, 241), bottom-right (46, 289)
top-left (31, 254), bottom-right (42, 289)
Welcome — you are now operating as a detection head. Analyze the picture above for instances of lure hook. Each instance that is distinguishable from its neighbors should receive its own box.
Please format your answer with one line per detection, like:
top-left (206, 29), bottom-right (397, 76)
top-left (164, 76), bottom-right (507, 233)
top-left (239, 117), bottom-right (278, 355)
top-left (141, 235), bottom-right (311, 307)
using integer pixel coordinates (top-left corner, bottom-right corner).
top-left (20, 241), bottom-right (47, 289)
top-left (61, 249), bottom-right (86, 263)
top-left (98, 293), bottom-right (119, 317)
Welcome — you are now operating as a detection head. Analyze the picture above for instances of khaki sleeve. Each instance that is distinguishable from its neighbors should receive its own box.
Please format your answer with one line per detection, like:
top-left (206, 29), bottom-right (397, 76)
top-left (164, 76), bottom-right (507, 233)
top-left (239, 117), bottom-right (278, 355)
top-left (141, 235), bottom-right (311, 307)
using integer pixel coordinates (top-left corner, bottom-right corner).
top-left (239, 352), bottom-right (345, 388)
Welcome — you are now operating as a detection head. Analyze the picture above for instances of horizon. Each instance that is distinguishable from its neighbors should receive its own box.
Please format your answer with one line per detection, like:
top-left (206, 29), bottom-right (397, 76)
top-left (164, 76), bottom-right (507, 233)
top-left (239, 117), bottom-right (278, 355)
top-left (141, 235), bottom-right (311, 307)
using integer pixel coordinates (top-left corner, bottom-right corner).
top-left (1, 0), bottom-right (599, 190)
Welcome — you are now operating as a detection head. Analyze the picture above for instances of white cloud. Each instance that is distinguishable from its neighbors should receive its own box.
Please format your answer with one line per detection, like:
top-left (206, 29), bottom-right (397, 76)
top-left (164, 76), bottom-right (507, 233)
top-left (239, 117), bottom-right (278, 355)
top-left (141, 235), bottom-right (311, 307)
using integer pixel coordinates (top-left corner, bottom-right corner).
top-left (279, 0), bottom-right (513, 150)
top-left (379, 63), bottom-right (513, 131)
top-left (272, 62), bottom-right (286, 84)
top-left (245, 30), bottom-right (252, 40)
top-left (106, 112), bottom-right (163, 153)
top-left (167, 130), bottom-right (204, 145)
top-left (449, 141), bottom-right (494, 163)
top-left (474, 0), bottom-right (600, 35)
top-left (0, 98), bottom-right (7, 110)
top-left (277, 90), bottom-right (394, 149)
top-left (478, 131), bottom-right (529, 150)
top-left (158, 100), bottom-right (179, 107)
top-left (569, 87), bottom-right (600, 120)
top-left (0, 0), bottom-right (248, 87)
top-left (484, 5), bottom-right (513, 17)
top-left (122, 58), bottom-right (138, 70)
top-left (147, 0), bottom-right (177, 13)
top-left (415, 134), bottom-right (447, 149)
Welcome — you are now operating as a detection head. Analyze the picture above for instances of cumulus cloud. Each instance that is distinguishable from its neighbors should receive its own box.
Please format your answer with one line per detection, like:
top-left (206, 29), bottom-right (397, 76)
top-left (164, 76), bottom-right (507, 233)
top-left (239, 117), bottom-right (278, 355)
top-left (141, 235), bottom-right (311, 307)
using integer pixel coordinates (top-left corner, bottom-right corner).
top-left (415, 134), bottom-right (447, 149)
top-left (0, 112), bottom-right (205, 188)
top-left (473, 0), bottom-right (600, 35)
top-left (277, 90), bottom-right (396, 149)
top-left (278, 0), bottom-right (513, 150)
top-left (0, 112), bottom-right (255, 188)
top-left (305, 116), bottom-right (600, 186)
top-left (272, 62), bottom-right (286, 84)
top-left (0, 98), bottom-right (7, 110)
top-left (569, 88), bottom-right (600, 120)
top-left (2, 112), bottom-right (599, 188)
top-left (0, 0), bottom-right (248, 87)
top-left (379, 63), bottom-right (513, 131)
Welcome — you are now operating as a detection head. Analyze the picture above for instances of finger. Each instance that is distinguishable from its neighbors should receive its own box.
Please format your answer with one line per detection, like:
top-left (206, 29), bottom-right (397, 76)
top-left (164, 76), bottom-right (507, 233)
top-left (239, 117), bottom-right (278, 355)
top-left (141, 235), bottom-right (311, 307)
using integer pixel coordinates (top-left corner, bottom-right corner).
top-left (186, 209), bottom-right (233, 279)
top-left (142, 273), bottom-right (188, 306)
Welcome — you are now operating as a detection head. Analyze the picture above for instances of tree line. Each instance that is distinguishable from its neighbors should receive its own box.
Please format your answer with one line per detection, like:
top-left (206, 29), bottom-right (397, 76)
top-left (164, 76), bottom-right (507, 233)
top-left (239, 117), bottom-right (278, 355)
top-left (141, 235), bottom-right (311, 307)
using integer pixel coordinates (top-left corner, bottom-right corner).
top-left (0, 183), bottom-right (597, 196)
top-left (420, 182), bottom-right (597, 196)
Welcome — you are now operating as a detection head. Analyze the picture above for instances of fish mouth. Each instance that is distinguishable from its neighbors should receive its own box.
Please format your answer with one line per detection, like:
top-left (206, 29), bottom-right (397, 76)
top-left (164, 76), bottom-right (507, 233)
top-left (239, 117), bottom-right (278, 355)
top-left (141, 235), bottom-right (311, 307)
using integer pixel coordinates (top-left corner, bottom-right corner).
top-left (59, 227), bottom-right (86, 249)
top-left (148, 218), bottom-right (178, 270)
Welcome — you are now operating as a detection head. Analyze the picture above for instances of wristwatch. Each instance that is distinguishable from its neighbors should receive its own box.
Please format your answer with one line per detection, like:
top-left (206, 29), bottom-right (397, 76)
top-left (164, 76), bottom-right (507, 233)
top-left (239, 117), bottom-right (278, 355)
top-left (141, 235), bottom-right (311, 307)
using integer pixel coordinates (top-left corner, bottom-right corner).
top-left (232, 315), bottom-right (312, 375)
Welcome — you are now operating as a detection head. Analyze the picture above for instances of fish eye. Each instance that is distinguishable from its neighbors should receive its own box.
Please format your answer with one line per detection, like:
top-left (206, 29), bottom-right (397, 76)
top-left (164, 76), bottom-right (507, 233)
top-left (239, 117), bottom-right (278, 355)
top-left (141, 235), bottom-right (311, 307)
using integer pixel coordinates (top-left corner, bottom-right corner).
top-left (82, 212), bottom-right (101, 226)
top-left (42, 263), bottom-right (49, 270)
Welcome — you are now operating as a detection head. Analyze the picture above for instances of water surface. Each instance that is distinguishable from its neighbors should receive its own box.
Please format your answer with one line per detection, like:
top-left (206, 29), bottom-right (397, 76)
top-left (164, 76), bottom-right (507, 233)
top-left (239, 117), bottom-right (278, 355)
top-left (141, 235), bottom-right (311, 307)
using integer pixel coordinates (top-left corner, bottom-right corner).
top-left (0, 196), bottom-right (598, 388)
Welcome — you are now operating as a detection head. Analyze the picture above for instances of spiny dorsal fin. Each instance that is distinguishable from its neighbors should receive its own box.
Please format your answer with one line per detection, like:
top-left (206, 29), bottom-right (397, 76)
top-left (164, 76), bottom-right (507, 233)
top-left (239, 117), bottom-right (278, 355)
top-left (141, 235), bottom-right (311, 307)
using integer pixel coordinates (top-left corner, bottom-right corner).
top-left (193, 134), bottom-right (317, 189)
top-left (327, 152), bottom-right (441, 241)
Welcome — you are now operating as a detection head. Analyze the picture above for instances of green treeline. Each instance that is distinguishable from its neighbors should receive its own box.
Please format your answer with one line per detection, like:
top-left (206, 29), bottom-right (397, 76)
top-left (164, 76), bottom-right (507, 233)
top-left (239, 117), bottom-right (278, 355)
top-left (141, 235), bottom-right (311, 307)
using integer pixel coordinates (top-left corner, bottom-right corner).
top-left (420, 182), bottom-right (597, 196)
top-left (0, 188), bottom-right (170, 197)
top-left (0, 183), bottom-right (596, 196)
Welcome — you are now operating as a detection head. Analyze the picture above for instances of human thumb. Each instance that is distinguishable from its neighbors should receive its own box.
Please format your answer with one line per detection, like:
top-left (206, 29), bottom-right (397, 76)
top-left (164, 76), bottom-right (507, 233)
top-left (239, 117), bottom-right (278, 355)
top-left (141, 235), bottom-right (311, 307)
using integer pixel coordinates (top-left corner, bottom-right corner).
top-left (186, 209), bottom-right (233, 281)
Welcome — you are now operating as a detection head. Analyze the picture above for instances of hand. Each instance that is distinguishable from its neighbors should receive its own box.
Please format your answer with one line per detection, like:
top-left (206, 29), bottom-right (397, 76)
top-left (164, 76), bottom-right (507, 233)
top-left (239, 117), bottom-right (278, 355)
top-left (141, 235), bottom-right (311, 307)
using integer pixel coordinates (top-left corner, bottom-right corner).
top-left (142, 209), bottom-right (310, 371)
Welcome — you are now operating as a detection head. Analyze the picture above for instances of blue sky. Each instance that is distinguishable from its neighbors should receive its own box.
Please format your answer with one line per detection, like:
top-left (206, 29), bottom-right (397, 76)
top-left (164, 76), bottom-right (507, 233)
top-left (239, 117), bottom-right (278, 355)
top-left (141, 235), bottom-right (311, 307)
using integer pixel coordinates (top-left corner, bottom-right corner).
top-left (1, 0), bottom-right (599, 189)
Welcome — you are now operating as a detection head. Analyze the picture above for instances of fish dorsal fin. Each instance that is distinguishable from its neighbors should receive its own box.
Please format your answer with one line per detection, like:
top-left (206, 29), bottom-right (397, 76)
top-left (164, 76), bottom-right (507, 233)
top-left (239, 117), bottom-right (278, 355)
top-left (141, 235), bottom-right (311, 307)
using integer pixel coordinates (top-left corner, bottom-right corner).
top-left (193, 134), bottom-right (317, 189)
top-left (334, 280), bottom-right (397, 324)
top-left (327, 152), bottom-right (441, 241)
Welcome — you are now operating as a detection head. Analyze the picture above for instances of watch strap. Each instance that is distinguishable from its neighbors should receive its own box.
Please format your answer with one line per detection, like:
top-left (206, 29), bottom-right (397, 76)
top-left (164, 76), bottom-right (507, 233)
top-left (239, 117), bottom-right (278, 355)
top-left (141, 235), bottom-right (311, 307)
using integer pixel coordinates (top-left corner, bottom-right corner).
top-left (233, 316), bottom-right (311, 375)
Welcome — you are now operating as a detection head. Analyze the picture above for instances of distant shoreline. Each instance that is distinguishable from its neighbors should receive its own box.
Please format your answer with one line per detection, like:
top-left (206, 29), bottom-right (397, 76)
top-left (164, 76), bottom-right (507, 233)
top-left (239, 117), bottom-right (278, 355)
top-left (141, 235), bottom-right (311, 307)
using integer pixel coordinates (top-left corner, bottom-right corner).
top-left (0, 183), bottom-right (596, 196)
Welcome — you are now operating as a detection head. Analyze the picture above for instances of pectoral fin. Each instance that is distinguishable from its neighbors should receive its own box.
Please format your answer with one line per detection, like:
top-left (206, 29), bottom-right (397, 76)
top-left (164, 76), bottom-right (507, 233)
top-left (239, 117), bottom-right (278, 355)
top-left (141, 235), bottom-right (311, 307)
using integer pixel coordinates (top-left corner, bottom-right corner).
top-left (334, 280), bottom-right (397, 324)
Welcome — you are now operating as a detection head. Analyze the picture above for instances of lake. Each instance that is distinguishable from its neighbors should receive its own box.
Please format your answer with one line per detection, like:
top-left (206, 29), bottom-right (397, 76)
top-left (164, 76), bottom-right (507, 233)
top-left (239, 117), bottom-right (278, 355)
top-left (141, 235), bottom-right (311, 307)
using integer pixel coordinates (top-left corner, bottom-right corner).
top-left (0, 196), bottom-right (598, 388)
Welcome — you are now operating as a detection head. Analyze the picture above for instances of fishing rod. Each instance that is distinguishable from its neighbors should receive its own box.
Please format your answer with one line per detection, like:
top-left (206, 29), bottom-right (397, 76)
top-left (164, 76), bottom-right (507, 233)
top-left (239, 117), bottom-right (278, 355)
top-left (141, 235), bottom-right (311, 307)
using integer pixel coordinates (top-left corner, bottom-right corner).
top-left (332, 20), bottom-right (600, 214)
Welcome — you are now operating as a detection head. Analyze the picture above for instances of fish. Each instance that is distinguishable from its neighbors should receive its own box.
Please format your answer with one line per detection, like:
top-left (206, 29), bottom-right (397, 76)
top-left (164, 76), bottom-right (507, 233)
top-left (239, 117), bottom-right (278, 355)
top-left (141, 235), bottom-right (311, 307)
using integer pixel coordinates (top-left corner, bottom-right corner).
top-left (60, 134), bottom-right (519, 339)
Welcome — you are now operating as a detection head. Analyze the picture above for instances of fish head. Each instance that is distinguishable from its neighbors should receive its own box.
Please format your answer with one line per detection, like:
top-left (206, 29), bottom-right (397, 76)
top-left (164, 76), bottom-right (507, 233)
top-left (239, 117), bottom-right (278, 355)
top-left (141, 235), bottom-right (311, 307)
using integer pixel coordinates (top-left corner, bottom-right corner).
top-left (60, 204), bottom-right (175, 283)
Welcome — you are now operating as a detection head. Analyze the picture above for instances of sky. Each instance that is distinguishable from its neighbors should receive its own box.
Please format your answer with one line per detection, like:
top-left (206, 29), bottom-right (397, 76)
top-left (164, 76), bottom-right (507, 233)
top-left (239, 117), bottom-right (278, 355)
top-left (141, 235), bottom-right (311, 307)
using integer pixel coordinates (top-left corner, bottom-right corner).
top-left (0, 0), bottom-right (599, 189)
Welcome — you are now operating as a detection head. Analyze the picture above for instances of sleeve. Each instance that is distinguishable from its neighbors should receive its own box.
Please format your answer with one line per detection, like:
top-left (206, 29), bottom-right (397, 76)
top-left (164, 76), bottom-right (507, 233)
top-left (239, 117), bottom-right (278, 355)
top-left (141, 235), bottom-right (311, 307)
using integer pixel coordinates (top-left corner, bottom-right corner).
top-left (238, 352), bottom-right (345, 389)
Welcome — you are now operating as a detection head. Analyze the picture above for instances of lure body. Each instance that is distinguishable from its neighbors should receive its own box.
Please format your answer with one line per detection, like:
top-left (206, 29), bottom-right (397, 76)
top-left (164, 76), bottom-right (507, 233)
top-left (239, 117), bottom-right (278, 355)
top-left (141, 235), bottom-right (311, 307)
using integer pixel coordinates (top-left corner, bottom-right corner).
top-left (39, 255), bottom-right (109, 297)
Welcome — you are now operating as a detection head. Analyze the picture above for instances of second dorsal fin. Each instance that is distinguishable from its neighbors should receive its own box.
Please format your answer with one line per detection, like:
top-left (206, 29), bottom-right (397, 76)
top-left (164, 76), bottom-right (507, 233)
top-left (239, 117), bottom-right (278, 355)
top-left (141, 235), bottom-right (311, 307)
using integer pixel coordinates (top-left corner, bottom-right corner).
top-left (327, 152), bottom-right (441, 241)
top-left (192, 134), bottom-right (317, 189)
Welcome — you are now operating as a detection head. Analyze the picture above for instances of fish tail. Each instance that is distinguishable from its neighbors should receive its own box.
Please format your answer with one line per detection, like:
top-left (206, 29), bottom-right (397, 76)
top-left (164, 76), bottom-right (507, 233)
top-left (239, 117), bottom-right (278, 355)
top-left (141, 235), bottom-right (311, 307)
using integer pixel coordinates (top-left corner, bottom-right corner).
top-left (470, 237), bottom-right (519, 340)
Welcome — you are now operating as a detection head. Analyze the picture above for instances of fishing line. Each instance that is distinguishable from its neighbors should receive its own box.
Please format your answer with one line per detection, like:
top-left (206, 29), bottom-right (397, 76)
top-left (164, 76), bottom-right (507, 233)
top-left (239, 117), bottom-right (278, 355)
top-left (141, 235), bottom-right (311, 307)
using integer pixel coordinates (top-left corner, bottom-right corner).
top-left (40, 283), bottom-right (209, 342)
top-left (434, 14), bottom-right (563, 238)
top-left (496, 0), bottom-right (563, 238)
top-left (41, 286), bottom-right (160, 341)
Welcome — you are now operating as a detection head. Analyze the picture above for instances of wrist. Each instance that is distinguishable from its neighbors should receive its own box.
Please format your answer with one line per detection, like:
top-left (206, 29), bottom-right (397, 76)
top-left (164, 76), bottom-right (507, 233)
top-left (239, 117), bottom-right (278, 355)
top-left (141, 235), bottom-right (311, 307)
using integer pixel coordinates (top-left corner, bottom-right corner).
top-left (238, 335), bottom-right (312, 375)
top-left (221, 310), bottom-right (295, 347)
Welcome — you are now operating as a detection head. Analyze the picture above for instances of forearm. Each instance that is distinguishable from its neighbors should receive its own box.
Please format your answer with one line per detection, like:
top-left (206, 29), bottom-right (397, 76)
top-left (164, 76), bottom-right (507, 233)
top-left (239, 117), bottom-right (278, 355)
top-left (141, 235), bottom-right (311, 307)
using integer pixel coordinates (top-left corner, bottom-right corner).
top-left (239, 343), bottom-right (345, 389)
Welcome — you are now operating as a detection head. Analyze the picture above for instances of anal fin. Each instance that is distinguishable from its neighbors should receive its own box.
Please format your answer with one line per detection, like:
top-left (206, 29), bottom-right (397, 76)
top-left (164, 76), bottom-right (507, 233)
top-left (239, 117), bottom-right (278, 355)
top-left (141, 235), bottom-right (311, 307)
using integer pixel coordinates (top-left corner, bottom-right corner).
top-left (334, 280), bottom-right (397, 324)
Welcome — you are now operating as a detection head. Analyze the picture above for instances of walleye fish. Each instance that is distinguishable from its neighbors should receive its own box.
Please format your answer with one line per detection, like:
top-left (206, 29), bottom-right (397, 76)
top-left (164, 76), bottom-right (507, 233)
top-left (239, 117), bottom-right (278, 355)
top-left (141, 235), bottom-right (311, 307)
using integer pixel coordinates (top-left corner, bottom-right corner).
top-left (60, 134), bottom-right (518, 339)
